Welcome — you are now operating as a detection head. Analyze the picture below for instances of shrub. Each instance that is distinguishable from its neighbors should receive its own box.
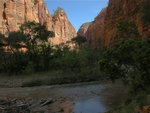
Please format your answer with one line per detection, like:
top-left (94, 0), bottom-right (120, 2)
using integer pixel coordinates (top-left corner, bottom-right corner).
top-left (99, 39), bottom-right (150, 92)
top-left (141, 1), bottom-right (150, 24)
top-left (71, 35), bottom-right (87, 47)
top-left (116, 20), bottom-right (140, 39)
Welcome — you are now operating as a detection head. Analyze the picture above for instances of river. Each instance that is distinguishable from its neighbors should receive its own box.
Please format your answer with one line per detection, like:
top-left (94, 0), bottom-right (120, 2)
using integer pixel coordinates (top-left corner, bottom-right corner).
top-left (0, 82), bottom-right (124, 113)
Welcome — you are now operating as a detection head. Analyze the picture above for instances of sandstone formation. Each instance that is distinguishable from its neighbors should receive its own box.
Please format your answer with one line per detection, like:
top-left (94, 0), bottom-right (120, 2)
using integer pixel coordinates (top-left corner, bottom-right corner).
top-left (0, 0), bottom-right (76, 45)
top-left (49, 8), bottom-right (77, 45)
top-left (103, 0), bottom-right (150, 47)
top-left (86, 8), bottom-right (106, 49)
top-left (78, 0), bottom-right (149, 48)
top-left (77, 22), bottom-right (91, 37)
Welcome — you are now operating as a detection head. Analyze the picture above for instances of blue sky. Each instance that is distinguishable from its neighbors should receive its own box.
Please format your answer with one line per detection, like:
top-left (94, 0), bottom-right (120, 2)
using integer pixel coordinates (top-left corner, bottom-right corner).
top-left (45, 0), bottom-right (108, 31)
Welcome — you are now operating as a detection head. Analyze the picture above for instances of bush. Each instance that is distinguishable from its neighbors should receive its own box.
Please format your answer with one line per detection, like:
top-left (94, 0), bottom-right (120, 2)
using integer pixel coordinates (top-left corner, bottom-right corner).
top-left (22, 79), bottom-right (44, 87)
top-left (99, 20), bottom-right (149, 92)
top-left (0, 22), bottom-right (102, 85)
top-left (141, 0), bottom-right (150, 24)
top-left (116, 20), bottom-right (140, 40)
top-left (99, 39), bottom-right (150, 92)
top-left (71, 35), bottom-right (87, 47)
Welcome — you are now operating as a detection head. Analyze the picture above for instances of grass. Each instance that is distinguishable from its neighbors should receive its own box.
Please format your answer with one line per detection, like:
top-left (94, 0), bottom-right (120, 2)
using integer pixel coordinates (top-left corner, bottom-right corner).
top-left (21, 73), bottom-right (103, 87)
top-left (0, 65), bottom-right (103, 87)
top-left (21, 68), bottom-right (103, 87)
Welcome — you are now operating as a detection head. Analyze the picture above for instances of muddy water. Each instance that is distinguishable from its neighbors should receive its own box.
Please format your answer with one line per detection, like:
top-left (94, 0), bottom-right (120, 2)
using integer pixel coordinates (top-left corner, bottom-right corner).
top-left (0, 82), bottom-right (113, 113)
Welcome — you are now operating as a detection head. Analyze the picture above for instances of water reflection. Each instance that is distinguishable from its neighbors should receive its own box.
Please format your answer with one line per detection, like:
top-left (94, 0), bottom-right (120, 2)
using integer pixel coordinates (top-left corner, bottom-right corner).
top-left (73, 98), bottom-right (107, 113)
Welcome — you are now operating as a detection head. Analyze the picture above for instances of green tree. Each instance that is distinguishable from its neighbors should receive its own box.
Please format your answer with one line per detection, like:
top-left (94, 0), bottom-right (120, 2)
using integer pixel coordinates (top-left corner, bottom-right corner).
top-left (39, 42), bottom-right (54, 71)
top-left (20, 21), bottom-right (55, 53)
top-left (0, 33), bottom-right (6, 72)
top-left (3, 31), bottom-right (28, 74)
top-left (116, 21), bottom-right (140, 39)
top-left (19, 21), bottom-right (55, 71)
top-left (99, 39), bottom-right (150, 92)
top-left (7, 31), bottom-right (27, 52)
top-left (61, 50), bottom-right (81, 71)
top-left (71, 35), bottom-right (87, 47)
top-left (99, 19), bottom-right (149, 92)
top-left (141, 0), bottom-right (150, 24)
top-left (0, 33), bottom-right (6, 50)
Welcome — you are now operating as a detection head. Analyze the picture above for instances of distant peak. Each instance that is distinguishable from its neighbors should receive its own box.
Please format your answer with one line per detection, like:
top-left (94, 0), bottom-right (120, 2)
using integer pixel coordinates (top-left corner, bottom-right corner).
top-left (80, 22), bottom-right (91, 29)
top-left (52, 8), bottom-right (66, 17)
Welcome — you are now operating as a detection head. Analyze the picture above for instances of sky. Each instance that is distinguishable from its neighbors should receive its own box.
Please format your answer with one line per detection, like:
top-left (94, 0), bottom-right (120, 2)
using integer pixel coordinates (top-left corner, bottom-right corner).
top-left (45, 0), bottom-right (109, 31)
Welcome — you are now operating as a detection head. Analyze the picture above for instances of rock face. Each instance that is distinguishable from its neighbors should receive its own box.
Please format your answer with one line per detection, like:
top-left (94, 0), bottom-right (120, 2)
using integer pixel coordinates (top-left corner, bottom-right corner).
top-left (49, 9), bottom-right (77, 45)
top-left (0, 0), bottom-right (76, 45)
top-left (103, 0), bottom-right (150, 47)
top-left (86, 8), bottom-right (106, 49)
top-left (77, 22), bottom-right (91, 37)
top-left (78, 0), bottom-right (150, 48)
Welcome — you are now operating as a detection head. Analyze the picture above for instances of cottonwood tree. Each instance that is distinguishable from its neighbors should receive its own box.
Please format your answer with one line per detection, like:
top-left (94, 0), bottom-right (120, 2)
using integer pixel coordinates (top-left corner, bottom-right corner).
top-left (20, 21), bottom-right (55, 53)
top-left (19, 21), bottom-right (55, 71)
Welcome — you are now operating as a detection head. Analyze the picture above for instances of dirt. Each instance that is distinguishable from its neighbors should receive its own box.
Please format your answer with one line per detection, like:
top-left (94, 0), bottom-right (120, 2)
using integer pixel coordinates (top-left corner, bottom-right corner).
top-left (0, 75), bottom-right (126, 113)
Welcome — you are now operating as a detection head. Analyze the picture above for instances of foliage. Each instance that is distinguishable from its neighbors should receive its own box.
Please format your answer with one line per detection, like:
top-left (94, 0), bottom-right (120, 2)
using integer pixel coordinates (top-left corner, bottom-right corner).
top-left (102, 19), bottom-right (149, 113)
top-left (0, 33), bottom-right (6, 49)
top-left (100, 20), bottom-right (149, 92)
top-left (0, 22), bottom-right (55, 74)
top-left (0, 32), bottom-right (28, 74)
top-left (71, 35), bottom-right (87, 47)
top-left (7, 31), bottom-right (27, 50)
top-left (116, 20), bottom-right (140, 39)
top-left (18, 21), bottom-right (55, 71)
top-left (99, 39), bottom-right (150, 92)
top-left (0, 52), bottom-right (28, 74)
top-left (0, 33), bottom-right (5, 39)
top-left (0, 21), bottom-right (101, 78)
top-left (39, 43), bottom-right (54, 70)
top-left (20, 21), bottom-right (54, 52)
top-left (141, 0), bottom-right (150, 24)
top-left (106, 92), bottom-right (150, 113)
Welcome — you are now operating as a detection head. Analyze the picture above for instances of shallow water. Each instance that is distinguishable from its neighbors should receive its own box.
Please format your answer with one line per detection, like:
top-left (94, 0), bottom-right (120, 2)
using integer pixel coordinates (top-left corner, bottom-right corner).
top-left (0, 82), bottom-right (111, 113)
top-left (73, 98), bottom-right (107, 113)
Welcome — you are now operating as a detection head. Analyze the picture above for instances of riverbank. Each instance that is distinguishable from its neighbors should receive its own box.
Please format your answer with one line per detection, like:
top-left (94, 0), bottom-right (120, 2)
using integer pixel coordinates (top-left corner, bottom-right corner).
top-left (0, 70), bottom-right (104, 88)
top-left (1, 73), bottom-right (149, 113)
top-left (0, 82), bottom-right (126, 113)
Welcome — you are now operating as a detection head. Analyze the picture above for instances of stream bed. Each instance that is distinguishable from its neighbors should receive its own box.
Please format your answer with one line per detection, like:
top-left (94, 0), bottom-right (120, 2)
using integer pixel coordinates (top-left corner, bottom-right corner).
top-left (0, 82), bottom-right (121, 113)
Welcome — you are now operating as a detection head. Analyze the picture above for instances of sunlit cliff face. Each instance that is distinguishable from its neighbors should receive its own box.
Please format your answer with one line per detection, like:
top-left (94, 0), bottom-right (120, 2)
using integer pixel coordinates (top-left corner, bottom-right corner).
top-left (78, 0), bottom-right (150, 49)
top-left (49, 8), bottom-right (77, 45)
top-left (0, 0), bottom-right (76, 45)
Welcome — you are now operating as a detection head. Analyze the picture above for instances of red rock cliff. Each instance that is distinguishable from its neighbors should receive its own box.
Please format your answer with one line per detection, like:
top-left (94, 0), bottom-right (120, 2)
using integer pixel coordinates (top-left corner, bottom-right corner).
top-left (78, 22), bottom-right (91, 37)
top-left (103, 0), bottom-right (150, 47)
top-left (49, 8), bottom-right (77, 45)
top-left (78, 0), bottom-right (150, 48)
top-left (0, 0), bottom-right (76, 45)
top-left (86, 8), bottom-right (106, 49)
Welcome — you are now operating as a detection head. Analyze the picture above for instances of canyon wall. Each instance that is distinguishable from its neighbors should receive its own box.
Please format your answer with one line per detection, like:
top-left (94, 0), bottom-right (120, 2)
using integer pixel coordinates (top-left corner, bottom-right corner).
top-left (77, 22), bottom-right (91, 37)
top-left (83, 8), bottom-right (106, 49)
top-left (78, 0), bottom-right (150, 48)
top-left (0, 0), bottom-right (76, 45)
top-left (103, 0), bottom-right (149, 47)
